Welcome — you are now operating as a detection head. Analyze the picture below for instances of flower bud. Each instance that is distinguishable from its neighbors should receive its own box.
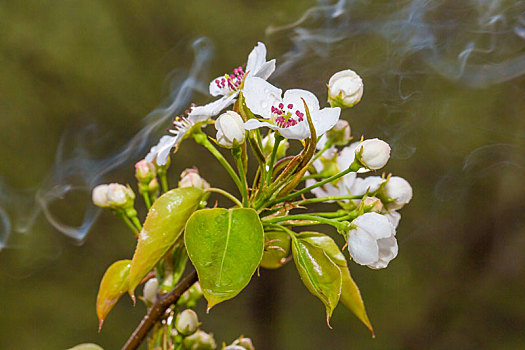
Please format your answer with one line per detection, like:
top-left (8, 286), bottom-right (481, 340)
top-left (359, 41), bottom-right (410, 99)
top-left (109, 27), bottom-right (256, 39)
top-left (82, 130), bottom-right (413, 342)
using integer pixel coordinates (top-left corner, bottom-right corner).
top-left (179, 168), bottom-right (210, 190)
top-left (224, 346), bottom-right (245, 350)
top-left (106, 183), bottom-right (135, 208)
top-left (260, 231), bottom-right (291, 269)
top-left (325, 120), bottom-right (351, 146)
top-left (148, 178), bottom-right (160, 194)
top-left (215, 111), bottom-right (246, 148)
top-left (232, 336), bottom-right (255, 350)
top-left (328, 69), bottom-right (363, 108)
top-left (135, 160), bottom-right (156, 183)
top-left (92, 184), bottom-right (110, 208)
top-left (175, 309), bottom-right (199, 336)
top-left (355, 138), bottom-right (391, 170)
top-left (382, 176), bottom-right (413, 210)
top-left (361, 196), bottom-right (383, 213)
top-left (142, 278), bottom-right (159, 305)
top-left (347, 212), bottom-right (397, 269)
top-left (262, 132), bottom-right (289, 159)
top-left (183, 330), bottom-right (217, 350)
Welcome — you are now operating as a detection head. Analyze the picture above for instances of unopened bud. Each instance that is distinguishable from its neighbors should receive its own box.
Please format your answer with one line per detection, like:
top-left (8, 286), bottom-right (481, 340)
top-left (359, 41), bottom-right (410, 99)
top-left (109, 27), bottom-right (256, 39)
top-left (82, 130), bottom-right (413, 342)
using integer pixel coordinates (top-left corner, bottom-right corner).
top-left (325, 120), bottom-right (351, 146)
top-left (355, 138), bottom-right (391, 170)
top-left (362, 196), bottom-right (383, 213)
top-left (148, 178), bottom-right (160, 194)
top-left (382, 176), bottom-right (413, 210)
top-left (135, 160), bottom-right (156, 183)
top-left (143, 278), bottom-right (159, 305)
top-left (232, 336), bottom-right (255, 350)
top-left (179, 168), bottom-right (210, 190)
top-left (106, 183), bottom-right (135, 208)
top-left (215, 111), bottom-right (246, 148)
top-left (328, 69), bottom-right (364, 108)
top-left (92, 184), bottom-right (110, 208)
top-left (183, 330), bottom-right (217, 350)
top-left (175, 309), bottom-right (199, 336)
top-left (224, 346), bottom-right (245, 350)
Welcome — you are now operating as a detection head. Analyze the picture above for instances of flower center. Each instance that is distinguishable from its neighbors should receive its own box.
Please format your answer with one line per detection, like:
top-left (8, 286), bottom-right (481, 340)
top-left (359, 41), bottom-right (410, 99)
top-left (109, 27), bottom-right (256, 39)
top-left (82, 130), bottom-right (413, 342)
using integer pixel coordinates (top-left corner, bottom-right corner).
top-left (271, 103), bottom-right (305, 128)
top-left (170, 105), bottom-right (194, 133)
top-left (215, 66), bottom-right (245, 92)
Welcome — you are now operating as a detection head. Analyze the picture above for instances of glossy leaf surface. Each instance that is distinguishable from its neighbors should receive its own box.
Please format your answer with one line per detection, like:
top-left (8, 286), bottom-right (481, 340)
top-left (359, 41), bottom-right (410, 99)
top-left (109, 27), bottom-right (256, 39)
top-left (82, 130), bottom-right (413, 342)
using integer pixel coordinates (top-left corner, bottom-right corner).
top-left (185, 208), bottom-right (264, 310)
top-left (260, 230), bottom-right (291, 269)
top-left (292, 234), bottom-right (342, 324)
top-left (297, 232), bottom-right (374, 335)
top-left (96, 259), bottom-right (131, 331)
top-left (128, 187), bottom-right (203, 295)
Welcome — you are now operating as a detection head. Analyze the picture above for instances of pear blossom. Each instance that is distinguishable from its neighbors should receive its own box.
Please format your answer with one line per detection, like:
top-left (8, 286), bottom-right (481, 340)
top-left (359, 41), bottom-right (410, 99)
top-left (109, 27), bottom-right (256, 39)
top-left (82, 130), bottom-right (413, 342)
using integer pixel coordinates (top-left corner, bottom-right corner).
top-left (145, 117), bottom-right (195, 166)
top-left (243, 77), bottom-right (341, 140)
top-left (190, 42), bottom-right (275, 120)
top-left (135, 159), bottom-right (156, 183)
top-left (317, 119), bottom-right (352, 149)
top-left (215, 111), bottom-right (246, 148)
top-left (355, 138), bottom-right (391, 170)
top-left (92, 184), bottom-right (110, 208)
top-left (382, 176), bottom-right (413, 210)
top-left (348, 212), bottom-right (398, 269)
top-left (328, 69), bottom-right (364, 108)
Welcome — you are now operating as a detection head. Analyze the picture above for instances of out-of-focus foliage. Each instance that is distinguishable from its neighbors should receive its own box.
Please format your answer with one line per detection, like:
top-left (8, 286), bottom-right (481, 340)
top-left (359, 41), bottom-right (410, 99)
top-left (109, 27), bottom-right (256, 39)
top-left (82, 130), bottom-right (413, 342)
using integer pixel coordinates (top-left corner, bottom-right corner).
top-left (1, 0), bottom-right (524, 349)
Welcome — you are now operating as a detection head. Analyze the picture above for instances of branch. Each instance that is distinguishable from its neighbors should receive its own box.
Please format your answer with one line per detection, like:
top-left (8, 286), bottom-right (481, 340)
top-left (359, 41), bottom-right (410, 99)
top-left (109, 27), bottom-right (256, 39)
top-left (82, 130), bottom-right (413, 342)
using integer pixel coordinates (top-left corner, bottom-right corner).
top-left (122, 270), bottom-right (198, 350)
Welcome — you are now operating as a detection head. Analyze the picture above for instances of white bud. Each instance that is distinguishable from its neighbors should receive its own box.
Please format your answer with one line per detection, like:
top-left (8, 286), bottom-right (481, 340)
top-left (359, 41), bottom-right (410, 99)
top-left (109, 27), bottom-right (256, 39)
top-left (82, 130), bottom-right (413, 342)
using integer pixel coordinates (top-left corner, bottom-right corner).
top-left (106, 183), bottom-right (135, 208)
top-left (179, 168), bottom-right (210, 190)
top-left (383, 176), bottom-right (413, 210)
top-left (135, 159), bottom-right (156, 183)
top-left (355, 138), bottom-right (391, 170)
top-left (232, 336), bottom-right (255, 350)
top-left (175, 309), bottom-right (199, 336)
top-left (328, 69), bottom-right (364, 108)
top-left (224, 346), bottom-right (246, 350)
top-left (325, 120), bottom-right (351, 146)
top-left (362, 196), bottom-right (383, 212)
top-left (348, 212), bottom-right (397, 269)
top-left (215, 111), bottom-right (246, 148)
top-left (92, 184), bottom-right (110, 208)
top-left (143, 278), bottom-right (159, 305)
top-left (183, 330), bottom-right (216, 350)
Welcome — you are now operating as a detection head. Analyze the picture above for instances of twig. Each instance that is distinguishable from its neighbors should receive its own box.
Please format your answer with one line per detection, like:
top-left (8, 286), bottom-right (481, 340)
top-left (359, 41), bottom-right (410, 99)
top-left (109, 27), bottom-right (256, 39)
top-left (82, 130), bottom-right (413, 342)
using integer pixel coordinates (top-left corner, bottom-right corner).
top-left (122, 270), bottom-right (198, 350)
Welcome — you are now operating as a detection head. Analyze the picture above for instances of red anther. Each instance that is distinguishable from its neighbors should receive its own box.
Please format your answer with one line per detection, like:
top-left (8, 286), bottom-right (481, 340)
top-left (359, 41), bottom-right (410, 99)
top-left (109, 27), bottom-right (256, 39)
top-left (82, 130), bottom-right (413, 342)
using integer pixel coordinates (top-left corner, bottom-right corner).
top-left (288, 104), bottom-right (293, 109)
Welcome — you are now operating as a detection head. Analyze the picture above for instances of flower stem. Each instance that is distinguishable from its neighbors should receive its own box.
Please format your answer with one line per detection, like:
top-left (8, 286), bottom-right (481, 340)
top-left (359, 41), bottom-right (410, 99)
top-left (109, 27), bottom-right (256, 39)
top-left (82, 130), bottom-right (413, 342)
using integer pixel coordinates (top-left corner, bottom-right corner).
top-left (116, 211), bottom-right (139, 236)
top-left (263, 214), bottom-right (343, 230)
top-left (193, 132), bottom-right (245, 201)
top-left (311, 142), bottom-right (331, 163)
top-left (141, 192), bottom-right (152, 210)
top-left (205, 188), bottom-right (242, 207)
top-left (232, 147), bottom-right (249, 206)
top-left (265, 134), bottom-right (283, 186)
top-left (159, 174), bottom-right (169, 193)
top-left (292, 194), bottom-right (363, 206)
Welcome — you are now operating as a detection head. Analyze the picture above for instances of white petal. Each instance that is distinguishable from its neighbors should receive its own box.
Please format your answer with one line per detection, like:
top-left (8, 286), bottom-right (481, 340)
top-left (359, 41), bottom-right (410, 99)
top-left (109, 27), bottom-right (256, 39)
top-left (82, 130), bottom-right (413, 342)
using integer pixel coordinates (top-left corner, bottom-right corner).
top-left (208, 75), bottom-right (231, 97)
top-left (243, 77), bottom-right (282, 118)
top-left (310, 107), bottom-right (341, 136)
top-left (244, 119), bottom-right (277, 131)
top-left (368, 236), bottom-right (398, 269)
top-left (253, 59), bottom-right (276, 80)
top-left (277, 122), bottom-right (310, 140)
top-left (357, 212), bottom-right (395, 240)
top-left (348, 229), bottom-right (379, 266)
top-left (146, 135), bottom-right (178, 165)
top-left (246, 42), bottom-right (267, 74)
top-left (188, 94), bottom-right (236, 122)
top-left (384, 210), bottom-right (401, 229)
top-left (283, 89), bottom-right (320, 114)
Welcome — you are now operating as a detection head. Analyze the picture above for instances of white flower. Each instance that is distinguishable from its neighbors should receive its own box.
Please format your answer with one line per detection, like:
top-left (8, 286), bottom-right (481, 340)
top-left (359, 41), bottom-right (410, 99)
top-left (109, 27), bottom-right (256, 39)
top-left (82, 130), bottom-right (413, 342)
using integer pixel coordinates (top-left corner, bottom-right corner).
top-left (215, 111), bottom-right (246, 148)
top-left (383, 176), bottom-right (413, 210)
top-left (92, 184), bottom-right (110, 208)
top-left (348, 212), bottom-right (398, 269)
top-left (243, 77), bottom-right (341, 140)
top-left (179, 168), bottom-right (210, 190)
top-left (355, 138), bottom-right (391, 170)
top-left (348, 176), bottom-right (385, 196)
top-left (384, 210), bottom-right (401, 228)
top-left (190, 42), bottom-right (276, 121)
top-left (328, 69), bottom-right (364, 108)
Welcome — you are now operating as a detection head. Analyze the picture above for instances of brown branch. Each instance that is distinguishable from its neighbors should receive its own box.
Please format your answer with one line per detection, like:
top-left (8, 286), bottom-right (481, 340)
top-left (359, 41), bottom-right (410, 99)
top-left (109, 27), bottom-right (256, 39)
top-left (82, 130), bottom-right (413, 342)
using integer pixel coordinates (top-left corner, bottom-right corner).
top-left (122, 270), bottom-right (198, 350)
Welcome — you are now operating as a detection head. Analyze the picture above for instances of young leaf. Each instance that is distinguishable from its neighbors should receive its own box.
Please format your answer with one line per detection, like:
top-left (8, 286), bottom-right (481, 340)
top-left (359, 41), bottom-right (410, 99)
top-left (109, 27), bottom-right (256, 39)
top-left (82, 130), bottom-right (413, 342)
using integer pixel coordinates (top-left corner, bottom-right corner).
top-left (185, 208), bottom-right (264, 310)
top-left (291, 236), bottom-right (342, 325)
top-left (297, 232), bottom-right (374, 336)
top-left (96, 260), bottom-right (131, 331)
top-left (128, 187), bottom-right (204, 295)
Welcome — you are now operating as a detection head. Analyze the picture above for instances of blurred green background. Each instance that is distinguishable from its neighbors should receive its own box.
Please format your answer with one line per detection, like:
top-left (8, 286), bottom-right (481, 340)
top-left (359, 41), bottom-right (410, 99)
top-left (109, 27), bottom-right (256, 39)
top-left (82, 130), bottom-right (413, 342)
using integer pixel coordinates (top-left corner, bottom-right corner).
top-left (1, 0), bottom-right (524, 349)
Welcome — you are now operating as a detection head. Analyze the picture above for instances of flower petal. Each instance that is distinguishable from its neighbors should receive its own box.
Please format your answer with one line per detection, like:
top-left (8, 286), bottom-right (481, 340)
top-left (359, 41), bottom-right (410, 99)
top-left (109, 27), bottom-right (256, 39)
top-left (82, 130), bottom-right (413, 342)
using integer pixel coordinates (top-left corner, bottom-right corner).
top-left (253, 59), bottom-right (276, 80)
top-left (188, 94), bottom-right (236, 122)
top-left (283, 89), bottom-right (320, 114)
top-left (209, 75), bottom-right (231, 97)
top-left (243, 119), bottom-right (279, 131)
top-left (310, 107), bottom-right (341, 137)
top-left (246, 42), bottom-right (267, 74)
top-left (357, 212), bottom-right (395, 240)
top-left (145, 135), bottom-right (178, 165)
top-left (243, 77), bottom-right (282, 118)
top-left (348, 230), bottom-right (379, 266)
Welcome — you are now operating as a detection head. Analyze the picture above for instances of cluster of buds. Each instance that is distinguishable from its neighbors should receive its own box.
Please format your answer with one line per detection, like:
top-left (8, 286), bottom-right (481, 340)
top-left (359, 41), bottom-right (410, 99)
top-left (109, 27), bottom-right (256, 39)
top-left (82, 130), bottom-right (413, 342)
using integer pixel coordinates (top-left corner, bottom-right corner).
top-left (92, 183), bottom-right (135, 209)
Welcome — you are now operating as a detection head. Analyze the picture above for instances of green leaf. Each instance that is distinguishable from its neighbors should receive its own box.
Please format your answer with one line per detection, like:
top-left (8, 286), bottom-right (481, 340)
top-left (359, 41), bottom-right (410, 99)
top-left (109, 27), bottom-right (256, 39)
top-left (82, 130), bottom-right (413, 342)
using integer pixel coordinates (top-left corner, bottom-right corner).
top-left (297, 232), bottom-right (374, 335)
top-left (185, 208), bottom-right (264, 310)
top-left (96, 260), bottom-right (131, 331)
top-left (128, 187), bottom-right (204, 295)
top-left (292, 234), bottom-right (342, 325)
